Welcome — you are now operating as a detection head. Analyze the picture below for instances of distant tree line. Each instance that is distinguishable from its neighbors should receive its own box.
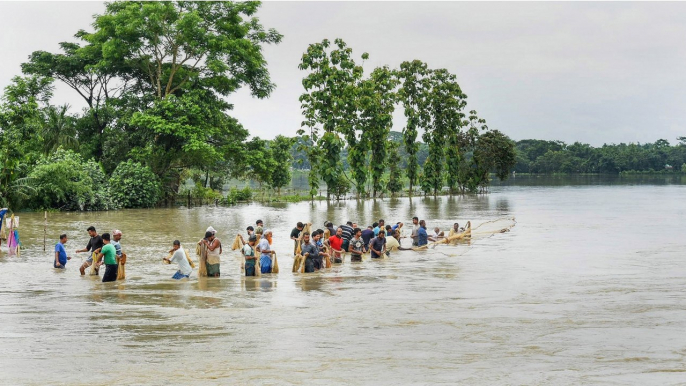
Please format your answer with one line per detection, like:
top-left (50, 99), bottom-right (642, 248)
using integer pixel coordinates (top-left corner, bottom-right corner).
top-left (514, 138), bottom-right (686, 174)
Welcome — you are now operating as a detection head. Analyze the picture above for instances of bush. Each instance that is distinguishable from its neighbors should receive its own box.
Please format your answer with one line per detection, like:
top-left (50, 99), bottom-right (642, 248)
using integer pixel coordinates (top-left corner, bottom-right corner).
top-left (27, 149), bottom-right (112, 210)
top-left (109, 160), bottom-right (161, 208)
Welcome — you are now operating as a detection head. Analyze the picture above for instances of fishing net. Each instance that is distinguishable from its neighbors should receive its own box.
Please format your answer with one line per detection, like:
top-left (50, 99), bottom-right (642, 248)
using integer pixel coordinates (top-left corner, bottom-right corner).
top-left (116, 252), bottom-right (127, 280)
top-left (88, 251), bottom-right (100, 275)
top-left (196, 243), bottom-right (208, 277)
top-left (413, 217), bottom-right (516, 251)
top-left (292, 254), bottom-right (304, 272)
top-left (231, 235), bottom-right (243, 251)
top-left (272, 252), bottom-right (279, 273)
top-left (183, 247), bottom-right (195, 268)
top-left (294, 223), bottom-right (312, 255)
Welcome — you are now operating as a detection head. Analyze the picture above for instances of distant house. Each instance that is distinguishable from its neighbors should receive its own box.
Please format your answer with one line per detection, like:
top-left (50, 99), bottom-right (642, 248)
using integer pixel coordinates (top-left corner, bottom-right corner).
top-left (665, 164), bottom-right (673, 170)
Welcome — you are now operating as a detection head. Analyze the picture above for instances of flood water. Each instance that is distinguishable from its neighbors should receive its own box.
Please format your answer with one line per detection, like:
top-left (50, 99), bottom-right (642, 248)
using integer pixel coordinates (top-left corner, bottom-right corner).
top-left (1, 176), bottom-right (685, 385)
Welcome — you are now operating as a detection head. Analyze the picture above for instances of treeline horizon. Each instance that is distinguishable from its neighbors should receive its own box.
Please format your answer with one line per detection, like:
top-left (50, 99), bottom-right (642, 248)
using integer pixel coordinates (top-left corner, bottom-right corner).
top-left (288, 134), bottom-right (686, 175)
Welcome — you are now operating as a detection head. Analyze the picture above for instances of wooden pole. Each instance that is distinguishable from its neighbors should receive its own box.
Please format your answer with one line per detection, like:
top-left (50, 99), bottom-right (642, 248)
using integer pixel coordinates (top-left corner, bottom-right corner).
top-left (43, 211), bottom-right (46, 252)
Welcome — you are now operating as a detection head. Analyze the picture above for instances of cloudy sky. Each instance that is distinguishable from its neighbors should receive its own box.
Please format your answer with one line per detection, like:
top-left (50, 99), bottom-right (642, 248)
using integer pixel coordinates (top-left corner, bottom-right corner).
top-left (2, 1), bottom-right (686, 146)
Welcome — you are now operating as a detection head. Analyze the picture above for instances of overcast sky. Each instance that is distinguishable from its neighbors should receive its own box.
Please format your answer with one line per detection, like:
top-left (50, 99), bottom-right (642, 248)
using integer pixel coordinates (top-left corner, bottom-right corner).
top-left (2, 1), bottom-right (686, 146)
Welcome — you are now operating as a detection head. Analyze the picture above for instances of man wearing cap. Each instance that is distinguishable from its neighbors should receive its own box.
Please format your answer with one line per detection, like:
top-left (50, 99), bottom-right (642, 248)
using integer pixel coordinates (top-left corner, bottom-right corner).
top-left (111, 230), bottom-right (123, 259)
top-left (243, 235), bottom-right (258, 276)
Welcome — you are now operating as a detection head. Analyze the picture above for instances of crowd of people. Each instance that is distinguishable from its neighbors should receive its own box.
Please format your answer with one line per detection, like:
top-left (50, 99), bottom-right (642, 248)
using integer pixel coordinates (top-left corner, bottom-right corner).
top-left (53, 218), bottom-right (467, 281)
top-left (54, 226), bottom-right (124, 282)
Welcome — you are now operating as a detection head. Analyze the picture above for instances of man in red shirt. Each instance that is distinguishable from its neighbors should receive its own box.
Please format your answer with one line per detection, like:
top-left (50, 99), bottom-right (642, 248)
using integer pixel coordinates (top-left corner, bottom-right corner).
top-left (329, 227), bottom-right (344, 263)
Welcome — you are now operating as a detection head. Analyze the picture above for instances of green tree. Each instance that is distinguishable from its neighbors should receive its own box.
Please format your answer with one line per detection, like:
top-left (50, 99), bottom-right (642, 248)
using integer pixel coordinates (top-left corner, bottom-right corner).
top-left (41, 104), bottom-right (78, 155)
top-left (27, 1), bottom-right (282, 197)
top-left (386, 141), bottom-right (403, 196)
top-left (421, 69), bottom-right (467, 196)
top-left (269, 135), bottom-right (295, 195)
top-left (397, 60), bottom-right (430, 195)
top-left (245, 137), bottom-right (277, 190)
top-left (358, 66), bottom-right (398, 197)
top-left (299, 38), bottom-right (365, 199)
top-left (0, 76), bottom-right (52, 208)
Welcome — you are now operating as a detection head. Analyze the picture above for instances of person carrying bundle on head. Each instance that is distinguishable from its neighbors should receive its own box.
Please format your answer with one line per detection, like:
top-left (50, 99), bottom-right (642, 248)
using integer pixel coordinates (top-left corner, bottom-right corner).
top-left (348, 228), bottom-right (365, 262)
top-left (242, 235), bottom-right (258, 277)
top-left (163, 240), bottom-right (192, 280)
top-left (76, 226), bottom-right (103, 276)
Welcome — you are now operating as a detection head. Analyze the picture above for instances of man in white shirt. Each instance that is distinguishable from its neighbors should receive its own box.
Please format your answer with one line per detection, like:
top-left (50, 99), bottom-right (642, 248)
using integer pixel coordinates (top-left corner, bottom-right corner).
top-left (164, 240), bottom-right (192, 280)
top-left (410, 217), bottom-right (420, 246)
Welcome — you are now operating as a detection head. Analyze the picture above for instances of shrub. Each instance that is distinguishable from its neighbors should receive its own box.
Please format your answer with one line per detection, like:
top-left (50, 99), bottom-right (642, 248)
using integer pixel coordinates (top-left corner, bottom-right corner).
top-left (27, 149), bottom-right (112, 210)
top-left (109, 160), bottom-right (161, 208)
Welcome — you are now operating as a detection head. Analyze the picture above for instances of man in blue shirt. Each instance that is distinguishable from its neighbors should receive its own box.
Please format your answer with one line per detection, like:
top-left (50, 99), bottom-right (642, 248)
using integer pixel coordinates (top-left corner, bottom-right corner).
top-left (54, 234), bottom-right (71, 269)
top-left (361, 226), bottom-right (375, 247)
top-left (417, 220), bottom-right (429, 247)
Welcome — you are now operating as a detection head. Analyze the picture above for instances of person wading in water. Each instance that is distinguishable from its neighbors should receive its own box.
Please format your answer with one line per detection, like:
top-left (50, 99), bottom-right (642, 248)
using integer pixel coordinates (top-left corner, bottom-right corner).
top-left (348, 228), bottom-right (365, 262)
top-left (76, 226), bottom-right (103, 275)
top-left (199, 231), bottom-right (222, 277)
top-left (243, 235), bottom-right (258, 277)
top-left (329, 227), bottom-right (344, 263)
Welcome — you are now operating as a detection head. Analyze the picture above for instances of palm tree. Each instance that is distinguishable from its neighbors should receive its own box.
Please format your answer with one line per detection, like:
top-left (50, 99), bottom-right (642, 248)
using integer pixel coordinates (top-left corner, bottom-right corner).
top-left (41, 104), bottom-right (78, 155)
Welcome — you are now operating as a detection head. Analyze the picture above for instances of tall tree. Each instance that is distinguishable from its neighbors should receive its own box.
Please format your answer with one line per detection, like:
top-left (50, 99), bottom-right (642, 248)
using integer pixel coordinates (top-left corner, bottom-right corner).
top-left (358, 66), bottom-right (399, 197)
top-left (72, 1), bottom-right (283, 197)
top-left (0, 76), bottom-right (52, 207)
top-left (269, 135), bottom-right (295, 196)
top-left (397, 60), bottom-right (430, 195)
top-left (299, 38), bottom-right (365, 199)
top-left (41, 104), bottom-right (78, 156)
top-left (421, 69), bottom-right (467, 196)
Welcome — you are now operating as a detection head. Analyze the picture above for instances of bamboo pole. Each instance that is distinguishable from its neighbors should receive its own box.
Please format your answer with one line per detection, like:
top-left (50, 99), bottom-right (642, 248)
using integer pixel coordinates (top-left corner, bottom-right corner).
top-left (43, 211), bottom-right (46, 252)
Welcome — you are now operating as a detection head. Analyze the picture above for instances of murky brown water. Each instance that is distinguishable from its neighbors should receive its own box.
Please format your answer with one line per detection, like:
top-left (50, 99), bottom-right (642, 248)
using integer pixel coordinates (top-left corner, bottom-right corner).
top-left (1, 178), bottom-right (686, 385)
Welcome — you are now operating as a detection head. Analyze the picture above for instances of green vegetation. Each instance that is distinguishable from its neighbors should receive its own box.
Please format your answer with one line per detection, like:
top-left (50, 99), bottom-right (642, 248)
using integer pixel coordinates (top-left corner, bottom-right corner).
top-left (514, 138), bottom-right (686, 174)
top-left (0, 1), bottom-right (522, 210)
